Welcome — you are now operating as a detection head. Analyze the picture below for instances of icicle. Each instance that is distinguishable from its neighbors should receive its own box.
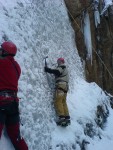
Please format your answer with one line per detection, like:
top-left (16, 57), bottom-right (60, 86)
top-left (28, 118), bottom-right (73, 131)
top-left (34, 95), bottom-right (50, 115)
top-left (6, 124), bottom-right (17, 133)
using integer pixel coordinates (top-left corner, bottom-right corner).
top-left (93, 0), bottom-right (100, 27)
top-left (83, 12), bottom-right (92, 64)
top-left (94, 11), bottom-right (100, 27)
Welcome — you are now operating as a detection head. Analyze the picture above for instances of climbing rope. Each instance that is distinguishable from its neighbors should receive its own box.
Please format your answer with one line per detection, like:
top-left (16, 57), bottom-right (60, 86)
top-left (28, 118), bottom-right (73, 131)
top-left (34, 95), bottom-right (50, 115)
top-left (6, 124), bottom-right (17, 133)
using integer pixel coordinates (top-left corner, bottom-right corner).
top-left (74, 2), bottom-right (93, 19)
top-left (65, 1), bottom-right (113, 80)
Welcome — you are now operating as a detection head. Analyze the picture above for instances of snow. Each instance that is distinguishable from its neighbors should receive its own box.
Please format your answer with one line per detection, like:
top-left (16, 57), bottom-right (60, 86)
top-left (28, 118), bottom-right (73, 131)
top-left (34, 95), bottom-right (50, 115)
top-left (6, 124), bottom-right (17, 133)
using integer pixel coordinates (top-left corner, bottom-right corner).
top-left (101, 0), bottom-right (113, 15)
top-left (88, 108), bottom-right (113, 150)
top-left (0, 0), bottom-right (113, 150)
top-left (104, 0), bottom-right (113, 6)
top-left (51, 79), bottom-right (113, 150)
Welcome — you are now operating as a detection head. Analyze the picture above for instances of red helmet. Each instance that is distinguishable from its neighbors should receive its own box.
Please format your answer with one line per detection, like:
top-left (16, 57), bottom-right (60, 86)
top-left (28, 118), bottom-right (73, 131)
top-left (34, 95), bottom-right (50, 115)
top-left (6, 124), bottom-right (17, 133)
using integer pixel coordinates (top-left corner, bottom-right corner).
top-left (1, 41), bottom-right (17, 56)
top-left (57, 58), bottom-right (65, 64)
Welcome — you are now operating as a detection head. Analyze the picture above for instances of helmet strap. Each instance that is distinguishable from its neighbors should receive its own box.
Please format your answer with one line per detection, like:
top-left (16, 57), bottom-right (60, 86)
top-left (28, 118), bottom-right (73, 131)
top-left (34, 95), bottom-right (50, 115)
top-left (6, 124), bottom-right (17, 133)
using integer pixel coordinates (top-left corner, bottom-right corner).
top-left (2, 53), bottom-right (15, 57)
top-left (1, 50), bottom-right (15, 57)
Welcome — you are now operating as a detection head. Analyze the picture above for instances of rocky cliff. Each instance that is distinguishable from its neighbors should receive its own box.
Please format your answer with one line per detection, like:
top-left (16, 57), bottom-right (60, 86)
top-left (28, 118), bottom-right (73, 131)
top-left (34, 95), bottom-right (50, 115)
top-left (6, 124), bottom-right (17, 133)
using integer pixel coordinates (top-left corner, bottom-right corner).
top-left (64, 0), bottom-right (113, 95)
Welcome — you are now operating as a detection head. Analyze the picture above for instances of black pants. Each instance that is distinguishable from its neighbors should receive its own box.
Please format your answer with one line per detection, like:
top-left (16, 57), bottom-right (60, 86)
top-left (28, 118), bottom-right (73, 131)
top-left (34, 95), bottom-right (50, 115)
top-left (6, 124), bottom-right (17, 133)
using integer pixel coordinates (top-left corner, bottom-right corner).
top-left (0, 101), bottom-right (19, 125)
top-left (0, 101), bottom-right (28, 150)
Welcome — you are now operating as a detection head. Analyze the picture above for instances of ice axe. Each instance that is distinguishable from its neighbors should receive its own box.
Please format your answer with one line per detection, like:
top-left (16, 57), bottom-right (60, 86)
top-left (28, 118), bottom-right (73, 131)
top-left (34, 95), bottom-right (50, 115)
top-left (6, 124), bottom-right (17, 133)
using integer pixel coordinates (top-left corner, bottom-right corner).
top-left (44, 56), bottom-right (48, 67)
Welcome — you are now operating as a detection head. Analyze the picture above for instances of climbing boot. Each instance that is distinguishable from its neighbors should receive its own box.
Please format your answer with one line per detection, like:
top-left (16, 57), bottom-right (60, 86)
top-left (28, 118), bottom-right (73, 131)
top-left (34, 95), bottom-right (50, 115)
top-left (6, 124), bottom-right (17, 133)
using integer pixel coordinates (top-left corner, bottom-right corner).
top-left (56, 116), bottom-right (66, 126)
top-left (64, 116), bottom-right (71, 126)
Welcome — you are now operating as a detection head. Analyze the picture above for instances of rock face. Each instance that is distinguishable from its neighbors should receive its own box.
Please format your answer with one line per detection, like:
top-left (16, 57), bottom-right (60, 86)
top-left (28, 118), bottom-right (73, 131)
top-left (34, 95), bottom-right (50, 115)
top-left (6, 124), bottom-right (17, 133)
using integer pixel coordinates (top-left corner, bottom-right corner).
top-left (64, 0), bottom-right (113, 95)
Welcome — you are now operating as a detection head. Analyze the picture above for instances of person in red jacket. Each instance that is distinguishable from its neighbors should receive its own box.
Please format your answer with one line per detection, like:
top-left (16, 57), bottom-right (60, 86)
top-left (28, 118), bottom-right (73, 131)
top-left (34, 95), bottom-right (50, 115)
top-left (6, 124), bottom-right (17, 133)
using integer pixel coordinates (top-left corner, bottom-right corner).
top-left (0, 41), bottom-right (28, 150)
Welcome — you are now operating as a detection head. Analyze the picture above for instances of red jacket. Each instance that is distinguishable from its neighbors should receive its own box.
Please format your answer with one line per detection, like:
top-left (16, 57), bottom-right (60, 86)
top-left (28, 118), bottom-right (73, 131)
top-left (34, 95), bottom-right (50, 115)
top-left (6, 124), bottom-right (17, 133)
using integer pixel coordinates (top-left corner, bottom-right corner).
top-left (0, 56), bottom-right (21, 92)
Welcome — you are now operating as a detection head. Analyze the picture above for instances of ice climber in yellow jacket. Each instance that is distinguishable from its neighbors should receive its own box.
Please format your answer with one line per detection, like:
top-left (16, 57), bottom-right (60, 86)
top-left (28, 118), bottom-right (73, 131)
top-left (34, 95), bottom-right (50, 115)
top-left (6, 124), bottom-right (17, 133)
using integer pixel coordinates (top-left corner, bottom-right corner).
top-left (44, 58), bottom-right (70, 127)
